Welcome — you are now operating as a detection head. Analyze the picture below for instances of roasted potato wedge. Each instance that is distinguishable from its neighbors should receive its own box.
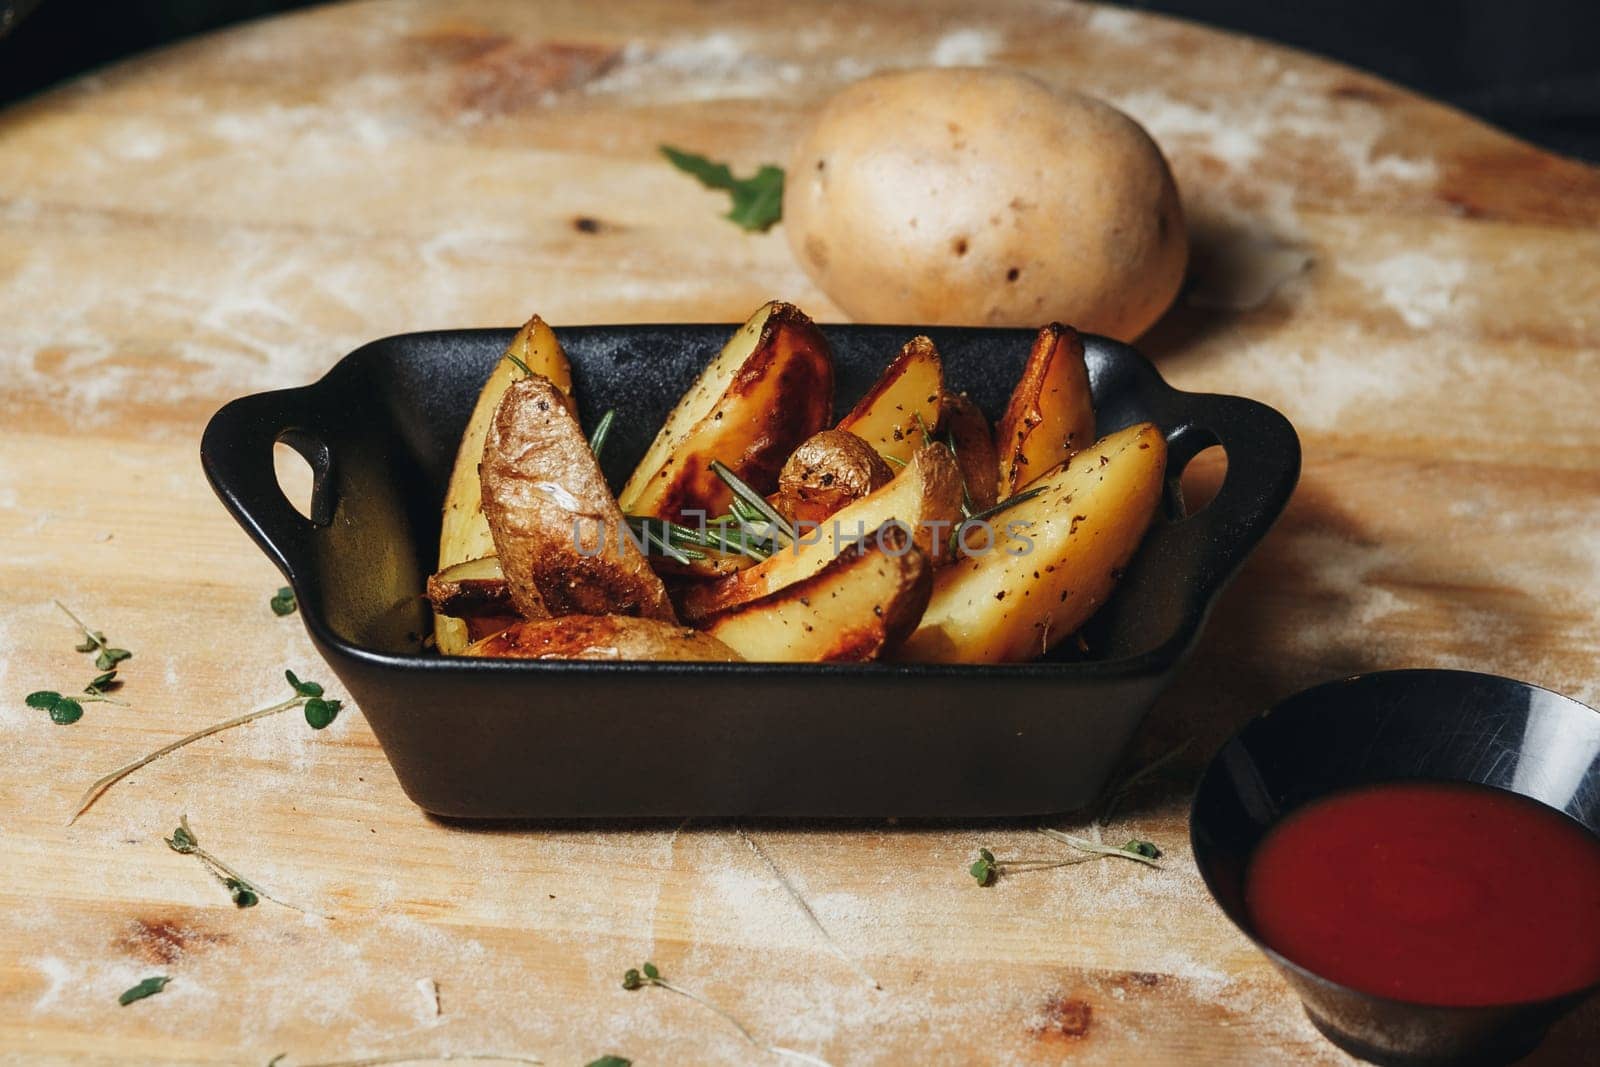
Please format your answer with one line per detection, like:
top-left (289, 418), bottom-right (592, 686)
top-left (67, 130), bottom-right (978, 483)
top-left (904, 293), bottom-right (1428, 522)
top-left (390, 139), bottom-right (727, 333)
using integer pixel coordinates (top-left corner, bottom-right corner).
top-left (464, 615), bottom-right (741, 661)
top-left (938, 391), bottom-right (999, 512)
top-left (481, 375), bottom-right (676, 621)
top-left (773, 429), bottom-right (895, 526)
top-left (678, 442), bottom-right (963, 622)
top-left (426, 556), bottom-right (518, 619)
top-left (836, 335), bottom-right (942, 464)
top-left (619, 301), bottom-right (833, 520)
top-left (996, 323), bottom-right (1095, 498)
top-left (436, 315), bottom-right (574, 653)
top-left (700, 523), bottom-right (931, 662)
top-left (900, 422), bottom-right (1166, 663)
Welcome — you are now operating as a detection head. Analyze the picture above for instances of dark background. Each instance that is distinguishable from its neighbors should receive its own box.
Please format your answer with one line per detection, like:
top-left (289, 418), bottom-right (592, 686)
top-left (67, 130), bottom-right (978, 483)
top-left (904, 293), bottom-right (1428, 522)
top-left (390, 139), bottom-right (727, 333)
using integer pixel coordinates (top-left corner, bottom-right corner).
top-left (2, 0), bottom-right (1598, 162)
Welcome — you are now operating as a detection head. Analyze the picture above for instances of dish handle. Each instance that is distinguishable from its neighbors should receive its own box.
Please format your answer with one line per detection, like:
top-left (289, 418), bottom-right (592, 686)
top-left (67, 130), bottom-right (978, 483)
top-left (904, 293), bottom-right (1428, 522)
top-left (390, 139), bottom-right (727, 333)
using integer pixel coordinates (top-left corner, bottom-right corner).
top-left (200, 386), bottom-right (336, 586)
top-left (1160, 390), bottom-right (1301, 597)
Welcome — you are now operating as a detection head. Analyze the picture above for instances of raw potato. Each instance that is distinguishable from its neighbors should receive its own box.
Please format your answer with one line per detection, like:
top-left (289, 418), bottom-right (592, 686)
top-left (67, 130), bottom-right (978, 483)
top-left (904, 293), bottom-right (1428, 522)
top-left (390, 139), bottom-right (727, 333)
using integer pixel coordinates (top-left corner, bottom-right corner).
top-left (996, 324), bottom-right (1096, 498)
top-left (436, 315), bottom-right (573, 653)
top-left (678, 442), bottom-right (964, 622)
top-left (899, 422), bottom-right (1166, 664)
top-left (701, 524), bottom-right (931, 662)
top-left (784, 68), bottom-right (1186, 339)
top-left (425, 556), bottom-right (517, 619)
top-left (938, 391), bottom-right (999, 512)
top-left (481, 375), bottom-right (676, 621)
top-left (464, 616), bottom-right (742, 662)
top-left (619, 301), bottom-right (833, 520)
top-left (835, 335), bottom-right (942, 463)
top-left (774, 429), bottom-right (894, 526)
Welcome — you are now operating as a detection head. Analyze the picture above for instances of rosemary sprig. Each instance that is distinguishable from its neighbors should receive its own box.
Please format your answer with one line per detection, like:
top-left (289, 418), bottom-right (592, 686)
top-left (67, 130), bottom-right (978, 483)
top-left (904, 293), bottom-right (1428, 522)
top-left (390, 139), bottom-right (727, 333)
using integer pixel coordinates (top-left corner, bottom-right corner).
top-left (948, 484), bottom-right (1046, 557)
top-left (621, 963), bottom-right (832, 1067)
top-left (68, 671), bottom-right (342, 824)
top-left (588, 409), bottom-right (617, 460)
top-left (165, 814), bottom-right (307, 911)
top-left (710, 460), bottom-right (796, 542)
top-left (503, 351), bottom-right (532, 377)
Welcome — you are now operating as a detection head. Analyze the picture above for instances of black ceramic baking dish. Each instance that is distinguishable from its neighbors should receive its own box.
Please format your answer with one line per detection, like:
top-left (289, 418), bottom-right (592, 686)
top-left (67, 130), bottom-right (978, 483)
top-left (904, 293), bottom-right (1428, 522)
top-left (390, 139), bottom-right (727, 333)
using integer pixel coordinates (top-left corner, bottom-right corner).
top-left (201, 324), bottom-right (1299, 818)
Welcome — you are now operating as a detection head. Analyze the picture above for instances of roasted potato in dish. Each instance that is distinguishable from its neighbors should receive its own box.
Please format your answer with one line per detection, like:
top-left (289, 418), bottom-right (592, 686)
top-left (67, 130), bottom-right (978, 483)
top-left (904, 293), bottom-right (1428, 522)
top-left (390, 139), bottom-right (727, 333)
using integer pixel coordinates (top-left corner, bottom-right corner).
top-left (426, 556), bottom-right (517, 619)
top-left (481, 375), bottom-right (676, 621)
top-left (436, 315), bottom-right (574, 653)
top-left (465, 615), bottom-right (741, 661)
top-left (899, 422), bottom-right (1166, 663)
top-left (773, 429), bottom-right (895, 526)
top-left (619, 301), bottom-right (833, 520)
top-left (700, 523), bottom-right (931, 662)
top-left (996, 323), bottom-right (1095, 499)
top-left (938, 392), bottom-right (999, 512)
top-left (835, 334), bottom-right (942, 464)
top-left (678, 441), bottom-right (963, 622)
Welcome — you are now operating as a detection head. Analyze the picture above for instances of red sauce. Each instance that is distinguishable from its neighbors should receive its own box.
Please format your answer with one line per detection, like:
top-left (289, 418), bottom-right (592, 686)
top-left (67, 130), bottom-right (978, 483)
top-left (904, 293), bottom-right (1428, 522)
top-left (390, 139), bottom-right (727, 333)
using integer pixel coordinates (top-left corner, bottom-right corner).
top-left (1244, 780), bottom-right (1600, 1006)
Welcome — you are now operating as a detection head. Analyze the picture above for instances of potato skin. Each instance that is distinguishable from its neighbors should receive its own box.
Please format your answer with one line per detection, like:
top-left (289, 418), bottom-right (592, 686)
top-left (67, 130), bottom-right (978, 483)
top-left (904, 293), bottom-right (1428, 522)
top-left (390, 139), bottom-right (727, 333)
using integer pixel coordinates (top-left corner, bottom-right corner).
top-left (480, 376), bottom-right (676, 621)
top-left (996, 323), bottom-right (1096, 498)
top-left (464, 616), bottom-right (741, 661)
top-left (775, 429), bottom-right (894, 526)
top-left (784, 68), bottom-right (1186, 340)
top-left (426, 556), bottom-right (517, 620)
top-left (619, 301), bottom-right (834, 520)
top-left (435, 315), bottom-right (572, 652)
top-left (835, 335), bottom-right (943, 464)
top-left (938, 392), bottom-right (999, 512)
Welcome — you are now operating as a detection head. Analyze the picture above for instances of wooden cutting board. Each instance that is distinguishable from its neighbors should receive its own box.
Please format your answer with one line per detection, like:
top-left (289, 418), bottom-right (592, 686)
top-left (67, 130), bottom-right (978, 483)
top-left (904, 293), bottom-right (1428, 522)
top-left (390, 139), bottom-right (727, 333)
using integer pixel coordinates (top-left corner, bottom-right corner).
top-left (2, 1), bottom-right (1597, 1063)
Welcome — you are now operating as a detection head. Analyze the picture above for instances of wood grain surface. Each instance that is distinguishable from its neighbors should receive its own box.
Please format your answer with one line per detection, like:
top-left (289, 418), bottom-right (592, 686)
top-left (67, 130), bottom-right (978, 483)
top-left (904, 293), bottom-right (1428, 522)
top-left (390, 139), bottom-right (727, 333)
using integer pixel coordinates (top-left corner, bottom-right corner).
top-left (3, 1), bottom-right (1598, 1064)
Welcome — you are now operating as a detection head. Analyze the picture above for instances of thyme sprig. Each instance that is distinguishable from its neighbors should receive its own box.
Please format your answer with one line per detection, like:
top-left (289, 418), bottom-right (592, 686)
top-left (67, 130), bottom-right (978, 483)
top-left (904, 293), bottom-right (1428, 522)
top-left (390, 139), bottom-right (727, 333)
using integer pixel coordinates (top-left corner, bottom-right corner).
top-left (165, 814), bottom-right (306, 911)
top-left (25, 602), bottom-right (134, 723)
top-left (621, 963), bottom-right (832, 1066)
top-left (69, 671), bottom-right (343, 824)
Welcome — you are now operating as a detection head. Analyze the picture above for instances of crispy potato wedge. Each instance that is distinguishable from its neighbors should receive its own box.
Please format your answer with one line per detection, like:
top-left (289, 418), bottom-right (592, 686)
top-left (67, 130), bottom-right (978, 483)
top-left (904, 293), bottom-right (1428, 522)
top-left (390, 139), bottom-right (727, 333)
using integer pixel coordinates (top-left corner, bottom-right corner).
top-left (436, 315), bottom-right (574, 653)
top-left (481, 375), bottom-right (676, 621)
top-left (996, 323), bottom-right (1095, 498)
top-left (700, 523), bottom-right (931, 662)
top-left (464, 615), bottom-right (741, 661)
top-left (426, 556), bottom-right (519, 619)
top-left (678, 442), bottom-right (963, 622)
top-left (619, 301), bottom-right (833, 520)
top-left (774, 429), bottom-right (895, 526)
top-left (836, 335), bottom-right (943, 464)
top-left (899, 422), bottom-right (1166, 663)
top-left (938, 391), bottom-right (999, 512)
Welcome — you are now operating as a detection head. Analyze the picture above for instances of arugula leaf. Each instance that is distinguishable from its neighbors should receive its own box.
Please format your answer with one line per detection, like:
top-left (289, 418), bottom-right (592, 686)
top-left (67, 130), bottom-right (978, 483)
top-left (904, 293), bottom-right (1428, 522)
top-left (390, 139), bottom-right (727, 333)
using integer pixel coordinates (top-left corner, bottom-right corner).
top-left (660, 145), bottom-right (785, 232)
top-left (118, 976), bottom-right (170, 1005)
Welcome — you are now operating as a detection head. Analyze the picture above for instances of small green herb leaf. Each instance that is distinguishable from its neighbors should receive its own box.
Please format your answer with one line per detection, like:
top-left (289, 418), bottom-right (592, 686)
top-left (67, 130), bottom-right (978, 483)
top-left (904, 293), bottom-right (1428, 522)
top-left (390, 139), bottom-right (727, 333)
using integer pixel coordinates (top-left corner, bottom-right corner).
top-left (585, 1057), bottom-right (632, 1067)
top-left (269, 587), bottom-right (297, 616)
top-left (969, 848), bottom-right (997, 887)
top-left (86, 671), bottom-right (119, 694)
top-left (118, 975), bottom-right (170, 1005)
top-left (641, 961), bottom-right (660, 980)
top-left (588, 409), bottom-right (617, 460)
top-left (303, 698), bottom-right (340, 730)
top-left (165, 818), bottom-right (198, 854)
top-left (284, 670), bottom-right (323, 698)
top-left (26, 690), bottom-right (62, 709)
top-left (95, 647), bottom-right (133, 671)
top-left (1122, 839), bottom-right (1161, 860)
top-left (226, 878), bottom-right (260, 908)
top-left (621, 968), bottom-right (642, 991)
top-left (50, 698), bottom-right (84, 725)
top-left (660, 145), bottom-right (785, 232)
